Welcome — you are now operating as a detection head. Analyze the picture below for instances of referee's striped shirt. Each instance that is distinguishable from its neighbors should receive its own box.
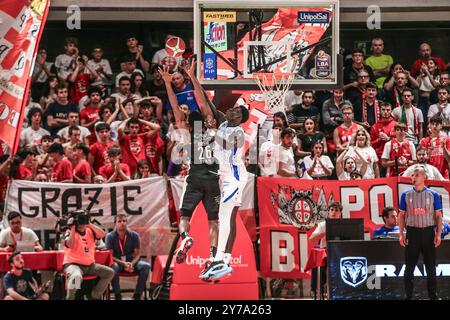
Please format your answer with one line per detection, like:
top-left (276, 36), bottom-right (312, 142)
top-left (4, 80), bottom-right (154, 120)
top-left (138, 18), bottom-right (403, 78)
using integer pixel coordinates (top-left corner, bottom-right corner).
top-left (399, 187), bottom-right (442, 228)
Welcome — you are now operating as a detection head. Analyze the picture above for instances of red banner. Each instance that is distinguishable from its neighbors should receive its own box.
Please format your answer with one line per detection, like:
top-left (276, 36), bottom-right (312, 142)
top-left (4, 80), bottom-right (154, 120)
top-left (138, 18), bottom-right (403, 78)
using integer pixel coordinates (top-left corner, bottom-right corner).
top-left (258, 176), bottom-right (450, 278)
top-left (0, 0), bottom-right (50, 153)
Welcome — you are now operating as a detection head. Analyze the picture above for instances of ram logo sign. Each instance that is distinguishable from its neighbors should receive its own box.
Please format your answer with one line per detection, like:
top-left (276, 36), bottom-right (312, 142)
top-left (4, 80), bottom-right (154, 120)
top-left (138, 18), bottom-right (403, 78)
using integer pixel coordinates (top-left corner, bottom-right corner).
top-left (340, 257), bottom-right (368, 288)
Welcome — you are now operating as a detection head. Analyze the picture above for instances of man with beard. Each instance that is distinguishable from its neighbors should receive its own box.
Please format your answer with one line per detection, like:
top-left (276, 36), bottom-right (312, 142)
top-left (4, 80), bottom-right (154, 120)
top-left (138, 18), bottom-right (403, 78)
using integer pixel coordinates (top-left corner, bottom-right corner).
top-left (429, 72), bottom-right (450, 105)
top-left (0, 212), bottom-right (43, 252)
top-left (381, 123), bottom-right (416, 177)
top-left (410, 43), bottom-right (448, 78)
top-left (275, 128), bottom-right (297, 178)
top-left (3, 252), bottom-right (49, 300)
top-left (392, 88), bottom-right (424, 145)
top-left (427, 86), bottom-right (450, 136)
top-left (419, 115), bottom-right (450, 178)
top-left (355, 82), bottom-right (382, 131)
top-left (402, 146), bottom-right (445, 180)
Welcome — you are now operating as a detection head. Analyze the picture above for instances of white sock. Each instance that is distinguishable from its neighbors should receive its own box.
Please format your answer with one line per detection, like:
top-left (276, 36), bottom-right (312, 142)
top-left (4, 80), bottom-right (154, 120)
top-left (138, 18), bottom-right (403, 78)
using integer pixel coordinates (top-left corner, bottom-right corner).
top-left (214, 198), bottom-right (235, 262)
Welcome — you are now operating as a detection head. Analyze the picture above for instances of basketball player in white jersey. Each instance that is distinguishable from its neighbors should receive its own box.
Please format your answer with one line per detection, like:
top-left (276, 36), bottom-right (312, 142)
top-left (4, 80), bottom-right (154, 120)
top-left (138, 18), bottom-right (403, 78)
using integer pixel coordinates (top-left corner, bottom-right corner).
top-left (198, 103), bottom-right (249, 281)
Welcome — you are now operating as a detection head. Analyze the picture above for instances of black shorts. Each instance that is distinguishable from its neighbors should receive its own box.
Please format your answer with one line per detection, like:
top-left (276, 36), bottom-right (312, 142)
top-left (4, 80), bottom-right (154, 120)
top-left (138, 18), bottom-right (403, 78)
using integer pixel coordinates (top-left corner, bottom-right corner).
top-left (180, 175), bottom-right (220, 220)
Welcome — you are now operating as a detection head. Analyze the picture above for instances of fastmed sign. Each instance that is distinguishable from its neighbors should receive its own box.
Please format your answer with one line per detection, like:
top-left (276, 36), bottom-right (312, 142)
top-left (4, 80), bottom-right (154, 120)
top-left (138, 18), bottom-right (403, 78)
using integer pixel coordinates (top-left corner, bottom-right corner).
top-left (203, 11), bottom-right (236, 22)
top-left (297, 11), bottom-right (330, 24)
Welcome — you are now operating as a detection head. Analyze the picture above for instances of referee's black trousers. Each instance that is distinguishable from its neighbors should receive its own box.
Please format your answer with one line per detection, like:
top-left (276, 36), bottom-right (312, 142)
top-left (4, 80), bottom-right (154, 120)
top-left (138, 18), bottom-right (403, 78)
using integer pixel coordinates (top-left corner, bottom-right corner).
top-left (404, 226), bottom-right (437, 299)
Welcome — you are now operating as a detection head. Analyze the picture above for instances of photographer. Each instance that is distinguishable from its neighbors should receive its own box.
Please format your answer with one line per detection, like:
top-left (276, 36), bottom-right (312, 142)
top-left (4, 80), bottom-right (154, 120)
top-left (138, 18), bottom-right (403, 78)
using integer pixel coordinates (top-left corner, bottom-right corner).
top-left (62, 210), bottom-right (114, 300)
top-left (3, 252), bottom-right (50, 300)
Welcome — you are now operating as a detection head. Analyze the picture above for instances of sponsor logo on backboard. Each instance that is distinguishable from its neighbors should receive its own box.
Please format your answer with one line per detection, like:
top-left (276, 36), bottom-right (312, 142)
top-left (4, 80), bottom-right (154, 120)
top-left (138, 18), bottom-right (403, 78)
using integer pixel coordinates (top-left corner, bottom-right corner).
top-left (204, 11), bottom-right (236, 22)
top-left (297, 11), bottom-right (330, 24)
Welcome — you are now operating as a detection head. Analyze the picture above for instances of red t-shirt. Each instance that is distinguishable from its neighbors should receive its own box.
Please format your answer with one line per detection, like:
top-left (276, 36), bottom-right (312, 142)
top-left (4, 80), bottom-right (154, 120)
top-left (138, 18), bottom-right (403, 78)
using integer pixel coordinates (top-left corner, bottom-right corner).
top-left (145, 134), bottom-right (164, 175)
top-left (336, 123), bottom-right (359, 145)
top-left (51, 157), bottom-right (73, 182)
top-left (69, 73), bottom-right (91, 104)
top-left (80, 105), bottom-right (100, 144)
top-left (419, 135), bottom-right (450, 178)
top-left (99, 163), bottom-right (131, 182)
top-left (14, 164), bottom-right (32, 180)
top-left (73, 160), bottom-right (92, 182)
top-left (370, 118), bottom-right (397, 159)
top-left (119, 133), bottom-right (148, 175)
top-left (89, 141), bottom-right (115, 174)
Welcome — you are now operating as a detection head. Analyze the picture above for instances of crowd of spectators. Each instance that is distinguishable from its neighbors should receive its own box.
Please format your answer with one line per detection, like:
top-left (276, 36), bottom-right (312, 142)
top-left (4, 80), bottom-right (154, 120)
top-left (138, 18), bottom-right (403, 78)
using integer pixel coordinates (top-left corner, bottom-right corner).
top-left (0, 36), bottom-right (449, 216)
top-left (259, 39), bottom-right (450, 182)
top-left (0, 30), bottom-right (449, 300)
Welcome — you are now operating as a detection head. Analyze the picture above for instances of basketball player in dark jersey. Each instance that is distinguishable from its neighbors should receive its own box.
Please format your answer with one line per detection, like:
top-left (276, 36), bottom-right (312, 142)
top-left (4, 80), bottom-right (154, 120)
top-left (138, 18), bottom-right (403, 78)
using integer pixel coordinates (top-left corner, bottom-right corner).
top-left (160, 63), bottom-right (220, 265)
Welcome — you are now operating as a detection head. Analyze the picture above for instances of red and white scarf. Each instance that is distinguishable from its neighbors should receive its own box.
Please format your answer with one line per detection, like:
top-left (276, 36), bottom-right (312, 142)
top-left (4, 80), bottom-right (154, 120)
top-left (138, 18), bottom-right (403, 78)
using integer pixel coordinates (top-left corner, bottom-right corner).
top-left (362, 98), bottom-right (380, 124)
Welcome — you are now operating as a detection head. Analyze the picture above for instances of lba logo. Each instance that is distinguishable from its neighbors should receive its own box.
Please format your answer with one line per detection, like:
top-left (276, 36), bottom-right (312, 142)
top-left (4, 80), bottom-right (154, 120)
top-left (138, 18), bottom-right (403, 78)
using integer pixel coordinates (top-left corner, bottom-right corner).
top-left (340, 257), bottom-right (368, 288)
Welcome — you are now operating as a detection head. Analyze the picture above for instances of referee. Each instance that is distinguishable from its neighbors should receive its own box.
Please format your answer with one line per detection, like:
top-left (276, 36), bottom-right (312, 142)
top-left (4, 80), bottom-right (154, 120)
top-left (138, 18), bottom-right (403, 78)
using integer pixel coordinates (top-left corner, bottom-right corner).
top-left (398, 165), bottom-right (443, 300)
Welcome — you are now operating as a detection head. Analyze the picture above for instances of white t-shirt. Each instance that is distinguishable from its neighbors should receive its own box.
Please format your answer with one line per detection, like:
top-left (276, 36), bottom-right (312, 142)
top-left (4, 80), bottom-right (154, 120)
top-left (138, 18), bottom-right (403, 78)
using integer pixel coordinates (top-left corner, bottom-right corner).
top-left (20, 126), bottom-right (50, 149)
top-left (0, 218), bottom-right (8, 233)
top-left (300, 155), bottom-right (334, 178)
top-left (284, 91), bottom-right (303, 109)
top-left (419, 74), bottom-right (439, 92)
top-left (347, 146), bottom-right (379, 179)
top-left (392, 106), bottom-right (424, 144)
top-left (275, 145), bottom-right (296, 178)
top-left (381, 140), bottom-right (417, 177)
top-left (0, 227), bottom-right (39, 250)
top-left (87, 58), bottom-right (113, 86)
top-left (428, 103), bottom-right (450, 136)
top-left (259, 141), bottom-right (280, 176)
top-left (57, 125), bottom-right (91, 141)
top-left (402, 163), bottom-right (445, 180)
top-left (338, 171), bottom-right (351, 181)
top-left (54, 53), bottom-right (76, 80)
top-left (311, 221), bottom-right (327, 248)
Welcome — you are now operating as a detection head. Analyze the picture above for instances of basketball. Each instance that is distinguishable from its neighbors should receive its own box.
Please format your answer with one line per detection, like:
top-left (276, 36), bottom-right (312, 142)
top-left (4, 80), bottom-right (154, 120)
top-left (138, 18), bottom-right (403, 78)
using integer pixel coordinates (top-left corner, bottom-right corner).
top-left (165, 36), bottom-right (186, 57)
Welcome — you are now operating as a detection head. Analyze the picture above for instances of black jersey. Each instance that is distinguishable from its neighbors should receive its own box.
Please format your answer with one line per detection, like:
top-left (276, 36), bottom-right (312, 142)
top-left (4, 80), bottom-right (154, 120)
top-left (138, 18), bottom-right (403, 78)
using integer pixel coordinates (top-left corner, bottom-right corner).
top-left (188, 128), bottom-right (219, 178)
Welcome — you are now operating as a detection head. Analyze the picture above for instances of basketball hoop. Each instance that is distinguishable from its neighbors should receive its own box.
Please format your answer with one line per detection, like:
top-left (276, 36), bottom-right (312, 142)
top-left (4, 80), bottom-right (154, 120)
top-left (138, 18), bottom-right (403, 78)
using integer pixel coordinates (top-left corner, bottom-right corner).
top-left (252, 71), bottom-right (295, 113)
top-left (252, 55), bottom-right (299, 113)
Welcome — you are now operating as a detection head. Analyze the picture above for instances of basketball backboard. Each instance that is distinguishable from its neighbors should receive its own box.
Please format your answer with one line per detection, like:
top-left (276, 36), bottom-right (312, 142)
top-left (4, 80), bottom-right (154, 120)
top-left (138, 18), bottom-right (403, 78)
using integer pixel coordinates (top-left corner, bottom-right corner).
top-left (194, 0), bottom-right (341, 90)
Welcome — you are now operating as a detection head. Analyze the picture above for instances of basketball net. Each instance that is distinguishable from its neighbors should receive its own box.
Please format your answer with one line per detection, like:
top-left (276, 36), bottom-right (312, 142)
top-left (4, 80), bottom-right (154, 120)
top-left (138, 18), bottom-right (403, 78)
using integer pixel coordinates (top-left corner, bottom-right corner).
top-left (252, 55), bottom-right (299, 113)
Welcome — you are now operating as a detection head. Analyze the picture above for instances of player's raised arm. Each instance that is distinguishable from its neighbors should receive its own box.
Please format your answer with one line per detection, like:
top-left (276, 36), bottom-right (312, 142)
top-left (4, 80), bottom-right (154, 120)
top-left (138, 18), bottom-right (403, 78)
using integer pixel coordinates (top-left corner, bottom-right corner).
top-left (183, 59), bottom-right (213, 119)
top-left (159, 65), bottom-right (185, 125)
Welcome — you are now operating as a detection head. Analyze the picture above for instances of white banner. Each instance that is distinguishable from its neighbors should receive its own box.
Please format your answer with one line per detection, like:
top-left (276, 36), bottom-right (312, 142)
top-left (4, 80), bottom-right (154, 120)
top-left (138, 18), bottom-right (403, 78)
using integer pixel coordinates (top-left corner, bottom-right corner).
top-left (5, 177), bottom-right (173, 257)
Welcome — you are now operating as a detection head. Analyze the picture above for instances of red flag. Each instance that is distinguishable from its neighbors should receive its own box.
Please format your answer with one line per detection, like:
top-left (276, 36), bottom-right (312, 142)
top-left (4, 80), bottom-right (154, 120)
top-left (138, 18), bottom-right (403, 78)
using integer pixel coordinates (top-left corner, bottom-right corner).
top-left (0, 0), bottom-right (51, 154)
